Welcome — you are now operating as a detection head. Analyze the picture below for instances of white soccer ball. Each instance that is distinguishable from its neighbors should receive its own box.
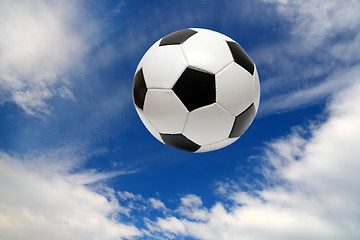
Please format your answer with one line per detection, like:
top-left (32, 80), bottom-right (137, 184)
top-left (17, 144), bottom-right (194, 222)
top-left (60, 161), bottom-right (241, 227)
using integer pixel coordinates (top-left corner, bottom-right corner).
top-left (133, 28), bottom-right (260, 153)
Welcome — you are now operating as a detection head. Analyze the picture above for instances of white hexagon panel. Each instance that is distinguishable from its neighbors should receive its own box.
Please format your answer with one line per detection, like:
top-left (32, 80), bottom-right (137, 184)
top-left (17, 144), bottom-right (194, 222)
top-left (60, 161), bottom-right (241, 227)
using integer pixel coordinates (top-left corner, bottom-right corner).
top-left (216, 62), bottom-right (254, 116)
top-left (183, 103), bottom-right (235, 146)
top-left (142, 42), bottom-right (187, 89)
top-left (196, 137), bottom-right (239, 153)
top-left (190, 28), bottom-right (235, 42)
top-left (181, 31), bottom-right (233, 74)
top-left (143, 89), bottom-right (188, 134)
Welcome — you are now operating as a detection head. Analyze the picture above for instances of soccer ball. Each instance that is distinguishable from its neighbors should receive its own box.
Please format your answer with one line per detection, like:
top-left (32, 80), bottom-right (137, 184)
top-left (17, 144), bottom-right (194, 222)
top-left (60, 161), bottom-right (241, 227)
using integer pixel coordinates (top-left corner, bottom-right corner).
top-left (133, 28), bottom-right (260, 153)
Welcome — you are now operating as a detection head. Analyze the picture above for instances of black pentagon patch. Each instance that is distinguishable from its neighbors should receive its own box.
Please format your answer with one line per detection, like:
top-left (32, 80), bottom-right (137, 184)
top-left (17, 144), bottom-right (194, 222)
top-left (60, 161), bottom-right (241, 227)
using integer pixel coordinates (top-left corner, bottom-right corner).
top-left (160, 133), bottom-right (200, 152)
top-left (227, 41), bottom-right (254, 75)
top-left (173, 67), bottom-right (216, 112)
top-left (229, 103), bottom-right (256, 138)
top-left (133, 68), bottom-right (147, 110)
top-left (160, 29), bottom-right (197, 46)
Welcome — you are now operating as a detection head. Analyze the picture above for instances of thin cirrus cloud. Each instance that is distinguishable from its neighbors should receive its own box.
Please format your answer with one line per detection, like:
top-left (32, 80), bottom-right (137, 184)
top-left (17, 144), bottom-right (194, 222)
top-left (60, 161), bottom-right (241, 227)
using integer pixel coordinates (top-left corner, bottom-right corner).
top-left (0, 0), bottom-right (95, 118)
top-left (259, 65), bottom-right (360, 115)
top-left (255, 0), bottom-right (360, 115)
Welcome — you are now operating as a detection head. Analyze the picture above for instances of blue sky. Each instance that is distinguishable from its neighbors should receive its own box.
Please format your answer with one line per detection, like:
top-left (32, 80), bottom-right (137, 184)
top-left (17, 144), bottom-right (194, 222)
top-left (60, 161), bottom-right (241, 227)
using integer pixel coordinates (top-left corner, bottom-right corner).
top-left (1, 0), bottom-right (360, 239)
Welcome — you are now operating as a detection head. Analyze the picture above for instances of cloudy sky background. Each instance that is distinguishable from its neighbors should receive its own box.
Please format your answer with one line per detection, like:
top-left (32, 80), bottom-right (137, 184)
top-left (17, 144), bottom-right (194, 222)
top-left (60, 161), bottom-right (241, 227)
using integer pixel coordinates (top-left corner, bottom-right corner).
top-left (1, 0), bottom-right (360, 239)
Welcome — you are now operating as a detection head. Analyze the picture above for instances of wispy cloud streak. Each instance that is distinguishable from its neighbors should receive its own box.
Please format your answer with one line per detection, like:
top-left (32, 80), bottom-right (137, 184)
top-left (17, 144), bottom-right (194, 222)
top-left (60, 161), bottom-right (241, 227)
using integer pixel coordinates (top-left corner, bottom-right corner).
top-left (0, 0), bottom-right (96, 118)
top-left (255, 0), bottom-right (360, 115)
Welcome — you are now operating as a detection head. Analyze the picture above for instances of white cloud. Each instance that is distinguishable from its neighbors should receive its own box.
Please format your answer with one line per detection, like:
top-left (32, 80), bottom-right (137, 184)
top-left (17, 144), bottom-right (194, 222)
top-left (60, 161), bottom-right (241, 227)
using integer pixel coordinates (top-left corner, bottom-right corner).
top-left (149, 198), bottom-right (167, 211)
top-left (0, 0), bottom-right (96, 118)
top-left (0, 151), bottom-right (142, 240)
top-left (118, 191), bottom-right (144, 201)
top-left (255, 0), bottom-right (360, 115)
top-left (177, 195), bottom-right (209, 221)
top-left (156, 217), bottom-right (187, 236)
top-left (147, 78), bottom-right (360, 239)
top-left (67, 169), bottom-right (140, 185)
top-left (259, 65), bottom-right (360, 115)
top-left (272, 0), bottom-right (360, 51)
